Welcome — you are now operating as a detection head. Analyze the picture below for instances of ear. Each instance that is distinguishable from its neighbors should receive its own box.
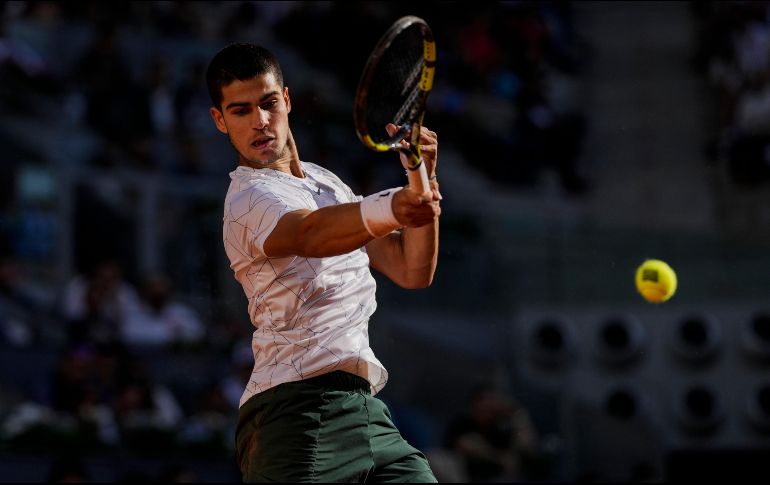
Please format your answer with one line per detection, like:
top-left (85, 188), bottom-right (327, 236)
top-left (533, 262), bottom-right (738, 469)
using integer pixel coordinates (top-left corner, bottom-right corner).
top-left (210, 106), bottom-right (228, 134)
top-left (284, 86), bottom-right (291, 114)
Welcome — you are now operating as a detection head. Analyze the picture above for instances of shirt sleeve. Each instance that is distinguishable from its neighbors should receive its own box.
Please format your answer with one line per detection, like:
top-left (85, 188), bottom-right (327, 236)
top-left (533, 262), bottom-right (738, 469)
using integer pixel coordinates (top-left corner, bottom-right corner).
top-left (225, 182), bottom-right (311, 258)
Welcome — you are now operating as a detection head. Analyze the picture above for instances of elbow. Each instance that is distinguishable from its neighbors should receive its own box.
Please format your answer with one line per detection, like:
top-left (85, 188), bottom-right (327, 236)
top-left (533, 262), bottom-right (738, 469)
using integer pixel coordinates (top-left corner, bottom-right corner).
top-left (410, 279), bottom-right (433, 290)
top-left (398, 272), bottom-right (435, 289)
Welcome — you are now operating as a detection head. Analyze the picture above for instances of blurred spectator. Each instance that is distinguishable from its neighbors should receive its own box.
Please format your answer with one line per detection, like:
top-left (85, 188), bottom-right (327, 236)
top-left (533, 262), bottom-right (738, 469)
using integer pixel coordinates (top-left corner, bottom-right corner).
top-left (696, 2), bottom-right (770, 184)
top-left (174, 60), bottom-right (204, 131)
top-left (0, 250), bottom-right (55, 346)
top-left (0, 3), bottom-right (58, 114)
top-left (172, 60), bottom-right (211, 174)
top-left (120, 272), bottom-right (205, 347)
top-left (146, 57), bottom-right (177, 137)
top-left (177, 382), bottom-right (233, 456)
top-left (49, 344), bottom-right (121, 446)
top-left (171, 343), bottom-right (251, 455)
top-left (142, 56), bottom-right (182, 172)
top-left (444, 385), bottom-right (543, 482)
top-left (75, 24), bottom-right (152, 163)
top-left (219, 343), bottom-right (254, 410)
top-left (50, 346), bottom-right (97, 416)
top-left (113, 355), bottom-right (184, 450)
top-left (60, 258), bottom-right (140, 345)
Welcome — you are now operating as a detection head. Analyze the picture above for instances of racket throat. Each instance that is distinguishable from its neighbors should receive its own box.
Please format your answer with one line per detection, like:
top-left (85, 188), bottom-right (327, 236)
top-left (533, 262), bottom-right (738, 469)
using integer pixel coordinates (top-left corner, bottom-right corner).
top-left (388, 123), bottom-right (411, 148)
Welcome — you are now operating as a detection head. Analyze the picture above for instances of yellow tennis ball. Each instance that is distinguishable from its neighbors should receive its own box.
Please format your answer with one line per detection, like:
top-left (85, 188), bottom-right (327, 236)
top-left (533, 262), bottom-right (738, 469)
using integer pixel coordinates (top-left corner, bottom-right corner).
top-left (635, 259), bottom-right (677, 303)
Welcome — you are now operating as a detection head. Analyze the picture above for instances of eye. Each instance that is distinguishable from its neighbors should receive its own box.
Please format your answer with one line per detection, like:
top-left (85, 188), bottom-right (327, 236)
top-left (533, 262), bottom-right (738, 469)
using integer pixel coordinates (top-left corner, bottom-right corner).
top-left (262, 99), bottom-right (278, 110)
top-left (233, 108), bottom-right (250, 116)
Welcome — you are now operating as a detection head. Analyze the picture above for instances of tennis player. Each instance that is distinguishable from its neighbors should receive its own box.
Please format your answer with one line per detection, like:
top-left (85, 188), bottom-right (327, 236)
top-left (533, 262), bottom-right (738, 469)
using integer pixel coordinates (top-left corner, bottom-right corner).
top-left (208, 43), bottom-right (440, 482)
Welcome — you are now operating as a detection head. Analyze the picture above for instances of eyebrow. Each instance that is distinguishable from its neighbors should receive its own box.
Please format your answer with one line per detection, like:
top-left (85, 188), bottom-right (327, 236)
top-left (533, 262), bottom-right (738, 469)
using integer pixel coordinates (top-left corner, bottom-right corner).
top-left (224, 91), bottom-right (281, 111)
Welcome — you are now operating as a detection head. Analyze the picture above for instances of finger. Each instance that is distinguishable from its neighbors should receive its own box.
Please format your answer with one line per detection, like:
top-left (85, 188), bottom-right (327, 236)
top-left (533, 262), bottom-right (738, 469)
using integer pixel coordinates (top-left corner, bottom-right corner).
top-left (286, 128), bottom-right (293, 148)
top-left (419, 145), bottom-right (436, 156)
top-left (419, 127), bottom-right (436, 141)
top-left (419, 192), bottom-right (440, 205)
top-left (420, 129), bottom-right (437, 143)
top-left (404, 187), bottom-right (430, 205)
top-left (386, 123), bottom-right (410, 146)
top-left (418, 187), bottom-right (438, 202)
top-left (386, 124), bottom-right (411, 154)
top-left (419, 146), bottom-right (437, 171)
top-left (287, 129), bottom-right (300, 161)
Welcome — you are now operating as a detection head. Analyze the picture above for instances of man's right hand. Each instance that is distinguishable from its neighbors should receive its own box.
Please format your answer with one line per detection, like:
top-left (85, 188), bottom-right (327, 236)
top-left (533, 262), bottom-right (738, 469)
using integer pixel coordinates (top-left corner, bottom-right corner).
top-left (391, 186), bottom-right (441, 228)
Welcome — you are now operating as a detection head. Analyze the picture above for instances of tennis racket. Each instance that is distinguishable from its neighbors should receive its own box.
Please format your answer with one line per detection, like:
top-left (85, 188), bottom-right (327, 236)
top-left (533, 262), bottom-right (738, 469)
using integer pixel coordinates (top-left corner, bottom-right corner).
top-left (354, 15), bottom-right (436, 194)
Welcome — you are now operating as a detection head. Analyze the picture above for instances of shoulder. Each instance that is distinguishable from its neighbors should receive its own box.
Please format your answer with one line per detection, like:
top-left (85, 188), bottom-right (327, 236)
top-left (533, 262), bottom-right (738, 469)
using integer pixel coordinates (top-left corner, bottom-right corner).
top-left (228, 168), bottom-right (282, 195)
top-left (225, 169), bottom-right (312, 227)
top-left (303, 162), bottom-right (359, 199)
top-left (303, 162), bottom-right (334, 178)
top-left (304, 162), bottom-right (345, 184)
top-left (226, 169), bottom-right (300, 205)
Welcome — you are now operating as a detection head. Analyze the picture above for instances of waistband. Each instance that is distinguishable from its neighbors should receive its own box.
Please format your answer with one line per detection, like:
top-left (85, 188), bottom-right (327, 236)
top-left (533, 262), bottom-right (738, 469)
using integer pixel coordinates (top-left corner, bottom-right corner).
top-left (302, 371), bottom-right (371, 393)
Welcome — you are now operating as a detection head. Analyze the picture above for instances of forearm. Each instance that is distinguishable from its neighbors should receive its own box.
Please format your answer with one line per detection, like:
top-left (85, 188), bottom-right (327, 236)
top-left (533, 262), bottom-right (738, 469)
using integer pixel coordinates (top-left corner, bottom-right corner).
top-left (402, 178), bottom-right (440, 283)
top-left (370, 179), bottom-right (440, 288)
top-left (399, 214), bottom-right (439, 287)
top-left (298, 203), bottom-right (376, 257)
top-left (265, 203), bottom-right (374, 258)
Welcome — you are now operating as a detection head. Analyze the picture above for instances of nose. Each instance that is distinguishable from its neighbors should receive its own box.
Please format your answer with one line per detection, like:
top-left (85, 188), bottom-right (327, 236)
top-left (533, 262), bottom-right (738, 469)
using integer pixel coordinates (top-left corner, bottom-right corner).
top-left (253, 108), bottom-right (269, 130)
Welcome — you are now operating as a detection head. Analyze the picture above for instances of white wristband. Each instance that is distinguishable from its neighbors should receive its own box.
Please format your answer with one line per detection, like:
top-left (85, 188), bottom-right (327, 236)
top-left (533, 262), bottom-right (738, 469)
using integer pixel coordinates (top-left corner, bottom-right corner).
top-left (360, 187), bottom-right (402, 238)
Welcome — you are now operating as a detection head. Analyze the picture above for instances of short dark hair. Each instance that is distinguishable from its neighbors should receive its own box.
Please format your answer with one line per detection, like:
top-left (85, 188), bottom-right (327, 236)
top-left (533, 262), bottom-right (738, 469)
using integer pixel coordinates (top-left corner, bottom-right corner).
top-left (206, 43), bottom-right (284, 109)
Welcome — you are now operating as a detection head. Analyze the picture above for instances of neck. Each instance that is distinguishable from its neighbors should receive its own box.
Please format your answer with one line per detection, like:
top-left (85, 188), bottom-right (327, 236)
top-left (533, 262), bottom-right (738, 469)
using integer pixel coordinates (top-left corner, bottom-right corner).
top-left (239, 151), bottom-right (304, 178)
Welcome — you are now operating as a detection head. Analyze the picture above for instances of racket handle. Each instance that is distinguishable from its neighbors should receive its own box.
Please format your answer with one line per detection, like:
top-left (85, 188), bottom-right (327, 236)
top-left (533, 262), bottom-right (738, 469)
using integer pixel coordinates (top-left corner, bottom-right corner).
top-left (408, 161), bottom-right (431, 195)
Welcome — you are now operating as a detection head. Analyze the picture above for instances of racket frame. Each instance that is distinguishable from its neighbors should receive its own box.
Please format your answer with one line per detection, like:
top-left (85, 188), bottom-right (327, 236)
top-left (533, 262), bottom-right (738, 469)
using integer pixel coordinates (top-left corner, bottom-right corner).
top-left (354, 16), bottom-right (436, 194)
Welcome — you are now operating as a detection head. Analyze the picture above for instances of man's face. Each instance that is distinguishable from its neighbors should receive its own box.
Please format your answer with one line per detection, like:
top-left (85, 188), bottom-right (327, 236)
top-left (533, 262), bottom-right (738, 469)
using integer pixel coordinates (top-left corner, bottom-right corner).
top-left (210, 72), bottom-right (291, 167)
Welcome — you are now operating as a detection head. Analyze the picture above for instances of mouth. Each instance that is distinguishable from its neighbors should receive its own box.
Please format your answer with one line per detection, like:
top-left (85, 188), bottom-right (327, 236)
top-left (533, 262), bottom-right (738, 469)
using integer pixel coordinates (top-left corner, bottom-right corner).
top-left (251, 137), bottom-right (274, 150)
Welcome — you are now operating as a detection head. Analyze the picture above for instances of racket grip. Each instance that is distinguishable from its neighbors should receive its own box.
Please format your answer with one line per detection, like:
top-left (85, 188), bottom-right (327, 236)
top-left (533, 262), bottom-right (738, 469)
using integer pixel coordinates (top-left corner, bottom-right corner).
top-left (408, 161), bottom-right (431, 195)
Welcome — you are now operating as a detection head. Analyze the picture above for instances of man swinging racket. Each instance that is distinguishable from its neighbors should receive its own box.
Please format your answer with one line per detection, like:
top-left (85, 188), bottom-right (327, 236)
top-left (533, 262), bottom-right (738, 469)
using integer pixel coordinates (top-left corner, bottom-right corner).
top-left (208, 42), bottom-right (441, 482)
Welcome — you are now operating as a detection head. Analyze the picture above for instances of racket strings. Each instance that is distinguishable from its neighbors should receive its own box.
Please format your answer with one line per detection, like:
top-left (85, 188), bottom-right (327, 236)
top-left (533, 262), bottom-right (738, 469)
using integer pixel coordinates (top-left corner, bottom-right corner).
top-left (394, 82), bottom-right (421, 127)
top-left (400, 59), bottom-right (424, 97)
top-left (364, 25), bottom-right (426, 144)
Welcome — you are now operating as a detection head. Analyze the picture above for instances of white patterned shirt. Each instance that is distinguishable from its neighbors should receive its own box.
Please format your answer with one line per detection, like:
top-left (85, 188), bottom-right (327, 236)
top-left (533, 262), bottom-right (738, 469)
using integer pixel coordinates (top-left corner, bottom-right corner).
top-left (223, 162), bottom-right (388, 406)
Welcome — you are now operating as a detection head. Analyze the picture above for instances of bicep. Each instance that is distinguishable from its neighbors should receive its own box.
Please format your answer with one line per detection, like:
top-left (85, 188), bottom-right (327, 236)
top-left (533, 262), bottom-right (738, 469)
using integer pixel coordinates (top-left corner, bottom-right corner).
top-left (262, 209), bottom-right (312, 258)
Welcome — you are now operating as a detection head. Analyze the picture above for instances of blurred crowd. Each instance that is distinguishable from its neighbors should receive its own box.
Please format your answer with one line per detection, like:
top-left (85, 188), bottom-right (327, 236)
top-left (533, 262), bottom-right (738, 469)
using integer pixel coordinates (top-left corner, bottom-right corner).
top-left (1, 249), bottom-right (253, 481)
top-left (0, 1), bottom-right (586, 481)
top-left (271, 1), bottom-right (590, 194)
top-left (0, 0), bottom-right (590, 188)
top-left (695, 1), bottom-right (770, 185)
top-left (6, 0), bottom-right (766, 481)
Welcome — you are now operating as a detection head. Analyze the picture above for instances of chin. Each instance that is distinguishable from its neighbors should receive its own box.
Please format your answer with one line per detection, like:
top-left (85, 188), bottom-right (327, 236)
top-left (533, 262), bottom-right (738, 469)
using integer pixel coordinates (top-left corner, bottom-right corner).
top-left (239, 151), bottom-right (274, 167)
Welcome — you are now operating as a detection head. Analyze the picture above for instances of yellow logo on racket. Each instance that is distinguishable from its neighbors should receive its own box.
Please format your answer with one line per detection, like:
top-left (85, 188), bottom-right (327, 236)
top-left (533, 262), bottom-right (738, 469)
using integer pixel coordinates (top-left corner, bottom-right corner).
top-left (423, 40), bottom-right (436, 62)
top-left (419, 67), bottom-right (435, 91)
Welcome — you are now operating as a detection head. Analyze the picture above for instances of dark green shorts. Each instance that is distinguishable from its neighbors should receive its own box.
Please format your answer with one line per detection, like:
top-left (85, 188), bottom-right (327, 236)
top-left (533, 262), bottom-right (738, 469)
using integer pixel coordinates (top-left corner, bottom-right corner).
top-left (235, 371), bottom-right (437, 483)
